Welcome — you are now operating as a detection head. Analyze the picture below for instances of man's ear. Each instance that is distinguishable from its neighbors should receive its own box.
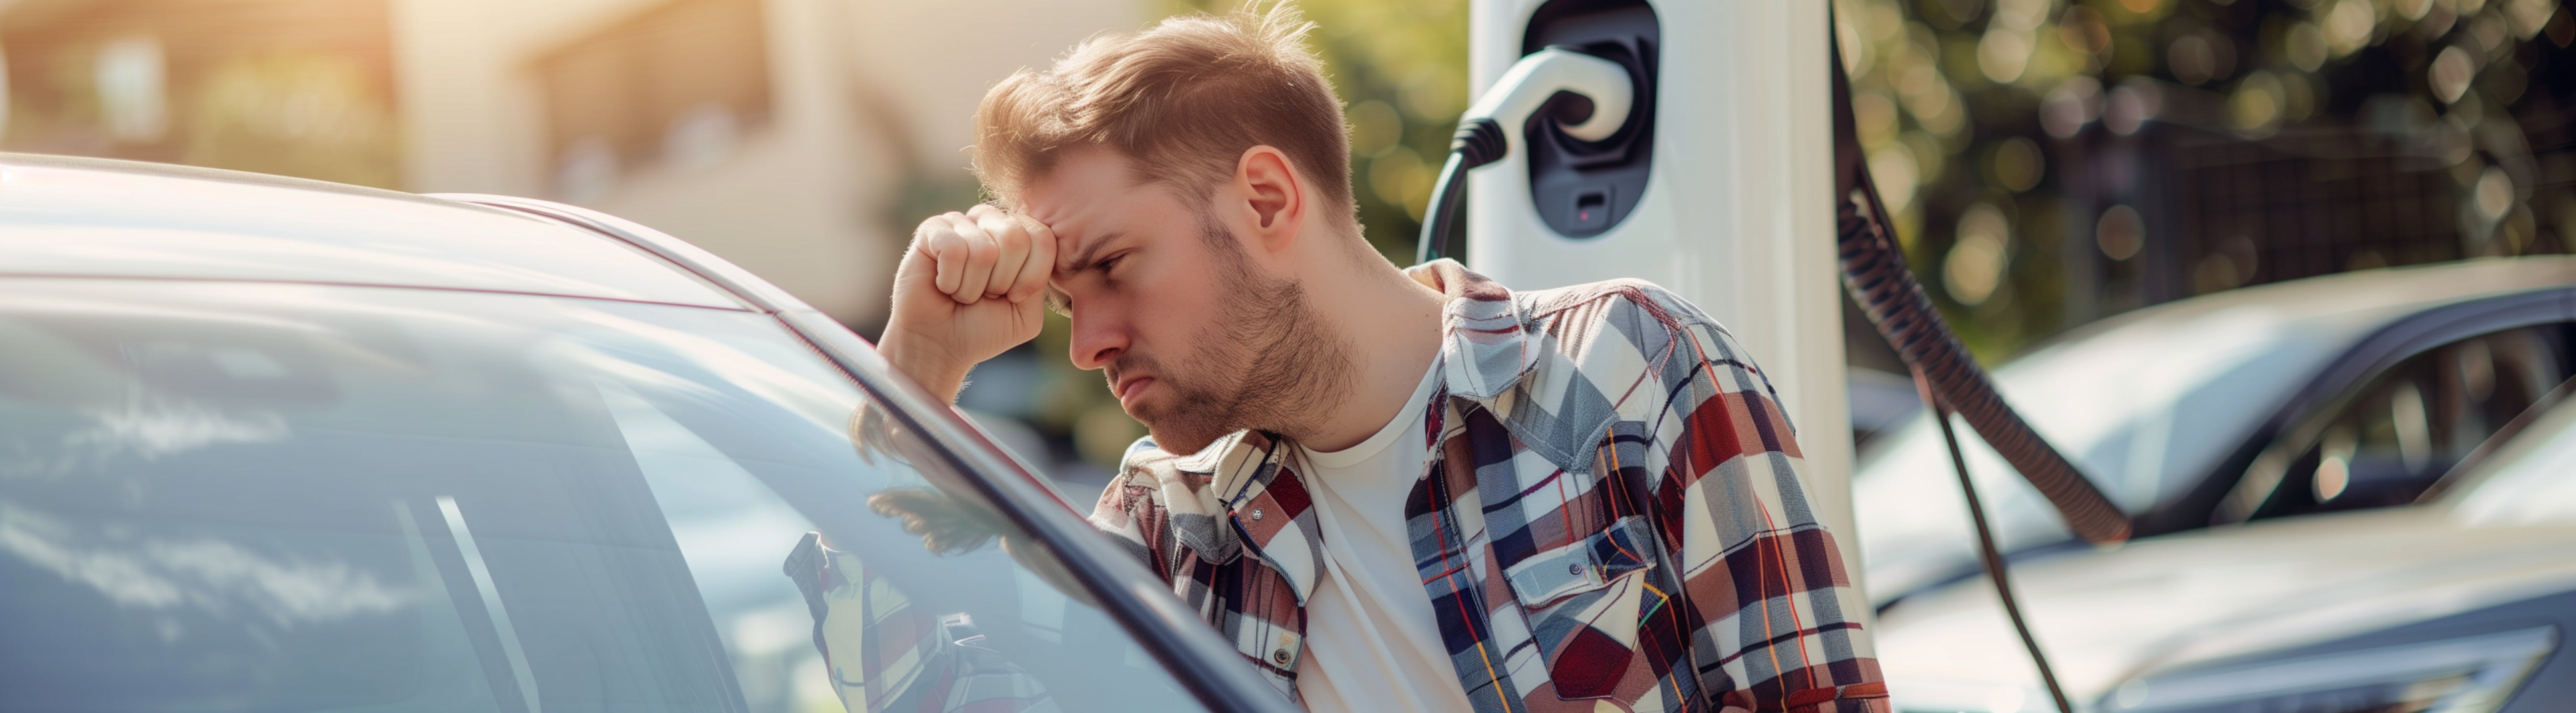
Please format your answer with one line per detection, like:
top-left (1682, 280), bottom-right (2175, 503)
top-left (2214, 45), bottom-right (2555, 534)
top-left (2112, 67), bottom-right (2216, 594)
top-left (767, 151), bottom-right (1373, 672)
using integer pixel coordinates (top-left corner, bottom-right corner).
top-left (1235, 146), bottom-right (1303, 253)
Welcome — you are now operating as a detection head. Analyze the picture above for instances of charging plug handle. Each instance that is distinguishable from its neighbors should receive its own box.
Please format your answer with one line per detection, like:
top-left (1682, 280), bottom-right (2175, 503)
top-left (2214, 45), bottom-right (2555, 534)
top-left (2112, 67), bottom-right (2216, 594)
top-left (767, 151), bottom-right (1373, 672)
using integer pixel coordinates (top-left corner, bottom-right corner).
top-left (1417, 47), bottom-right (1637, 264)
top-left (1463, 47), bottom-right (1635, 152)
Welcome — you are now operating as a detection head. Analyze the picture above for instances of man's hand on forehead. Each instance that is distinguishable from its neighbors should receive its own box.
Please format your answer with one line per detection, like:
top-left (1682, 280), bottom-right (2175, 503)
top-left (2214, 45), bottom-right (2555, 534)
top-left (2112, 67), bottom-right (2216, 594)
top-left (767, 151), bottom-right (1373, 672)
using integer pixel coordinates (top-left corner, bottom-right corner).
top-left (880, 203), bottom-right (1063, 404)
top-left (920, 203), bottom-right (1058, 305)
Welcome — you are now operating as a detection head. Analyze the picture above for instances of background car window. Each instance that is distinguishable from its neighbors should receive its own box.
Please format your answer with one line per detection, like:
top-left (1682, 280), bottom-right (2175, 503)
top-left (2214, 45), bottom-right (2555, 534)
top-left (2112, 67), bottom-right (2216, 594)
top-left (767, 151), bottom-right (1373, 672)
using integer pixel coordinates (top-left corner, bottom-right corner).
top-left (2227, 325), bottom-right (2573, 523)
top-left (0, 279), bottom-right (1202, 713)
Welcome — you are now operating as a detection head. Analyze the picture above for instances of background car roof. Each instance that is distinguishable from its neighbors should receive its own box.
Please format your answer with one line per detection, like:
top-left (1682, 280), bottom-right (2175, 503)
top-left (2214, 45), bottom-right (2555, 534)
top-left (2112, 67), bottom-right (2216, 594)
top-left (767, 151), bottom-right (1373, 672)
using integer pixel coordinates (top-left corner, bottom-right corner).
top-left (0, 153), bottom-right (740, 309)
top-left (2035, 254), bottom-right (2576, 350)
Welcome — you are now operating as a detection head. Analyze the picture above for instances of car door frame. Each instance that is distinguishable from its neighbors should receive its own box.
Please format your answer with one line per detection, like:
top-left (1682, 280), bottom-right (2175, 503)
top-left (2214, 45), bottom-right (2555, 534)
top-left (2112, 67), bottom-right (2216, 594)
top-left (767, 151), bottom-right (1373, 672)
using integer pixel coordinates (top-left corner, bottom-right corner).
top-left (438, 194), bottom-right (1303, 713)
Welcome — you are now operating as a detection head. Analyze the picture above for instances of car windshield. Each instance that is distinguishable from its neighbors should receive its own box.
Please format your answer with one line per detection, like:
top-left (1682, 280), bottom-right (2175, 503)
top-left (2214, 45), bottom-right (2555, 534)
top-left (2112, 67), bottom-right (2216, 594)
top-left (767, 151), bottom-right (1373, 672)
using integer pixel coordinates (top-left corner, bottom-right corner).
top-left (1853, 304), bottom-right (2355, 600)
top-left (0, 278), bottom-right (1202, 713)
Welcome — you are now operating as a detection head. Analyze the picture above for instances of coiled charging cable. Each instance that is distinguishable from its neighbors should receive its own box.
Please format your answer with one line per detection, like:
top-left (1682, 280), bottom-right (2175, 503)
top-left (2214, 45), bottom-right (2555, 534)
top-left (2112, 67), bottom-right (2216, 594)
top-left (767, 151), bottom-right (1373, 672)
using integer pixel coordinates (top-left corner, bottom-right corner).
top-left (1830, 20), bottom-right (2113, 713)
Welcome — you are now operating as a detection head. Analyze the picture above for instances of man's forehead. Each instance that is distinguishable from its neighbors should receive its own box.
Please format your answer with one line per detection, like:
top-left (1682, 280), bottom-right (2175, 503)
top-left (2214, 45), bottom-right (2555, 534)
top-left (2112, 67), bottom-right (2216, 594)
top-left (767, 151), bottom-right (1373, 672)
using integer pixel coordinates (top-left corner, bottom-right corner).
top-left (1028, 152), bottom-right (1192, 266)
top-left (1019, 146), bottom-right (1144, 220)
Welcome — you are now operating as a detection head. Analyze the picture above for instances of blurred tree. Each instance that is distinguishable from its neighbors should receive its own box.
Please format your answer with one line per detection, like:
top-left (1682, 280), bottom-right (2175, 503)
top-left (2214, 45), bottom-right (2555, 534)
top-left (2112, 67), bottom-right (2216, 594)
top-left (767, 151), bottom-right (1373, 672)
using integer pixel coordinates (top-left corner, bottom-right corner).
top-left (1839, 0), bottom-right (2576, 362)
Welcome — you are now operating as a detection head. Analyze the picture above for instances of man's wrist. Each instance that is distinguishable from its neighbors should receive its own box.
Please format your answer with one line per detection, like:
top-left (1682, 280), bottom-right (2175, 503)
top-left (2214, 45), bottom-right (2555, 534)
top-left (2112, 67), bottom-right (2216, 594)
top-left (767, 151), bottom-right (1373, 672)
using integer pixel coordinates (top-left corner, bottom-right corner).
top-left (877, 333), bottom-right (972, 403)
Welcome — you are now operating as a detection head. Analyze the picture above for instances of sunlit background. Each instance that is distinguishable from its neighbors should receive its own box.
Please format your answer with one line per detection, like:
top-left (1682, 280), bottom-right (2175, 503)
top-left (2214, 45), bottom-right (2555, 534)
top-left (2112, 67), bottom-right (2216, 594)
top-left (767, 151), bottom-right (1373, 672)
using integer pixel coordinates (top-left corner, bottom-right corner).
top-left (6, 0), bottom-right (2570, 493)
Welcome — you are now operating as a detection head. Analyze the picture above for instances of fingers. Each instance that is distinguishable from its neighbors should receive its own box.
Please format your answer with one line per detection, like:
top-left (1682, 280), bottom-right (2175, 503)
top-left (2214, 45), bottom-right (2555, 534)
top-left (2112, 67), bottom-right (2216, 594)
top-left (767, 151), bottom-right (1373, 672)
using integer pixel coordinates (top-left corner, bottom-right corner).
top-left (921, 214), bottom-right (969, 296)
top-left (1009, 214), bottom-right (1056, 304)
top-left (945, 212), bottom-right (1000, 304)
top-left (916, 206), bottom-right (1055, 306)
top-left (969, 205), bottom-right (1030, 301)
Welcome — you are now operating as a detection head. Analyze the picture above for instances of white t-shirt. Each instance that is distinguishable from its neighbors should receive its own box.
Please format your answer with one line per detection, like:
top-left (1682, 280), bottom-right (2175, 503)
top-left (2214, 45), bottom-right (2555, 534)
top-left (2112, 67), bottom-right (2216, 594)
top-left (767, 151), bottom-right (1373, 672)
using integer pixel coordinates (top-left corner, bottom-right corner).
top-left (1292, 359), bottom-right (1472, 713)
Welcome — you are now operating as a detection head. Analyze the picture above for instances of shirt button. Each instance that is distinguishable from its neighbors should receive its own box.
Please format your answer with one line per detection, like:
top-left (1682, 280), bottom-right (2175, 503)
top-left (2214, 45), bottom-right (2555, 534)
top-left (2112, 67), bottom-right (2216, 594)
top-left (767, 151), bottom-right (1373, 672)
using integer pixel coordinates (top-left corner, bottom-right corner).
top-left (1568, 563), bottom-right (1585, 575)
top-left (1273, 648), bottom-right (1293, 665)
top-left (1250, 508), bottom-right (1264, 521)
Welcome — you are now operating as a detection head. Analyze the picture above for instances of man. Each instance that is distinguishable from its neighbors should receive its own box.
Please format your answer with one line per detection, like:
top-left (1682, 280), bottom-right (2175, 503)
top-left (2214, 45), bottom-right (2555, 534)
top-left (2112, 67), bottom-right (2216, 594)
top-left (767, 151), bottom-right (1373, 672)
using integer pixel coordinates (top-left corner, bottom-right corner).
top-left (876, 5), bottom-right (1888, 712)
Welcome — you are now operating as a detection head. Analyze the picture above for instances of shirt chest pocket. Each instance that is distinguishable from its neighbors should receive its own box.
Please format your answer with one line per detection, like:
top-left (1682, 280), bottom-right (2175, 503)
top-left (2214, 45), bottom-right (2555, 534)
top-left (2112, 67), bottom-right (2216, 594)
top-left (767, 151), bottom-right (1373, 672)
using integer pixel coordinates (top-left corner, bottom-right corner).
top-left (1500, 515), bottom-right (1659, 700)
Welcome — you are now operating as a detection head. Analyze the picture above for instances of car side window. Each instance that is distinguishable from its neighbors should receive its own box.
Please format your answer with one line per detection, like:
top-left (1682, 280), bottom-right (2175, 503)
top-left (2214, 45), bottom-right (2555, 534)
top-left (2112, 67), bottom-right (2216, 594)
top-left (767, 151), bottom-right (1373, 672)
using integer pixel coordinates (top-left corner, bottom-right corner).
top-left (2225, 325), bottom-right (2573, 523)
top-left (0, 281), bottom-right (1203, 713)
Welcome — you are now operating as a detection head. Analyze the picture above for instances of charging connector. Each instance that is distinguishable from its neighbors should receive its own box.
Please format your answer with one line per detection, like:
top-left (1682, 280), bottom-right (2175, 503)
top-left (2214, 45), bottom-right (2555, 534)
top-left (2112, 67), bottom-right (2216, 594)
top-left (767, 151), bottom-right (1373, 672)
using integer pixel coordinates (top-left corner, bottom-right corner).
top-left (1416, 47), bottom-right (1636, 264)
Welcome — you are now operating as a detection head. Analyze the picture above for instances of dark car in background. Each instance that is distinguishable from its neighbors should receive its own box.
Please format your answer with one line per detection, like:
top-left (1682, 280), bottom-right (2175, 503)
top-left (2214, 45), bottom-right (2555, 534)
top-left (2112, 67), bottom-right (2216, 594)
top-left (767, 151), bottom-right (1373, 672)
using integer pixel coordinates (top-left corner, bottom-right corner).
top-left (0, 154), bottom-right (1293, 713)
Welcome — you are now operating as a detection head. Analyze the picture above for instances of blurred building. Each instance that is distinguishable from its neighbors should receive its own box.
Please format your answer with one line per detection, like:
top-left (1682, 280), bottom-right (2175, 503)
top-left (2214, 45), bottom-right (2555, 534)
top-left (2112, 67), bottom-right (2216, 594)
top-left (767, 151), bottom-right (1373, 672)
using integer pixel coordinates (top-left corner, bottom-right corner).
top-left (0, 0), bottom-right (1148, 327)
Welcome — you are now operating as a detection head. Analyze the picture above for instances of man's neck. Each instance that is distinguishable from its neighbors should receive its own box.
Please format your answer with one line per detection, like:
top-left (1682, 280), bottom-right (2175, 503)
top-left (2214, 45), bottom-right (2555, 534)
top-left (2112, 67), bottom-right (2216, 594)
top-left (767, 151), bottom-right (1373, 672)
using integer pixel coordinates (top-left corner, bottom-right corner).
top-left (1284, 249), bottom-right (1447, 452)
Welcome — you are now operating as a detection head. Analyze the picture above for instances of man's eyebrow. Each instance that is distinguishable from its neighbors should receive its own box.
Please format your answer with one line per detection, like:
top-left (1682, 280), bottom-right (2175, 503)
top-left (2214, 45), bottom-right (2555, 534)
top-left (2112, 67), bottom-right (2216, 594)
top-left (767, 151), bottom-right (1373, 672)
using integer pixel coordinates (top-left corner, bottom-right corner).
top-left (1058, 231), bottom-right (1124, 274)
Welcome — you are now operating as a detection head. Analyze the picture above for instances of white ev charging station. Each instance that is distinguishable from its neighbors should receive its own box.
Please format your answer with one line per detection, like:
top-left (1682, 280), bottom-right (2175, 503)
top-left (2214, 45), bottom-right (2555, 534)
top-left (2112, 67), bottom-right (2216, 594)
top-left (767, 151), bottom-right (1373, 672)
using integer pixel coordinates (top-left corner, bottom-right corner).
top-left (1454, 0), bottom-right (1863, 586)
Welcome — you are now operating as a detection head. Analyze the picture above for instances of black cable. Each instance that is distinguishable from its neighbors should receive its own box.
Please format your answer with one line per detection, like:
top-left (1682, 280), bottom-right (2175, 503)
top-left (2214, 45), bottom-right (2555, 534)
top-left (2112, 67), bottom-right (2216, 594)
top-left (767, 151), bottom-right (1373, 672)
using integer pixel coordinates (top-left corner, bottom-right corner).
top-left (1824, 4), bottom-right (2081, 708)
top-left (1826, 15), bottom-right (2128, 546)
top-left (1915, 370), bottom-right (2075, 713)
top-left (1416, 118), bottom-right (1504, 265)
top-left (1416, 152), bottom-right (1471, 265)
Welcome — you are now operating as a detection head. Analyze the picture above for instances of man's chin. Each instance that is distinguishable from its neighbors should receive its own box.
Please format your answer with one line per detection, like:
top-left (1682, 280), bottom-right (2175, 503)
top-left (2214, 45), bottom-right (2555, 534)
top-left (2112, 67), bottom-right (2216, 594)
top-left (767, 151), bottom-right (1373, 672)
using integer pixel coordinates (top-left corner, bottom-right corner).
top-left (1138, 416), bottom-right (1230, 457)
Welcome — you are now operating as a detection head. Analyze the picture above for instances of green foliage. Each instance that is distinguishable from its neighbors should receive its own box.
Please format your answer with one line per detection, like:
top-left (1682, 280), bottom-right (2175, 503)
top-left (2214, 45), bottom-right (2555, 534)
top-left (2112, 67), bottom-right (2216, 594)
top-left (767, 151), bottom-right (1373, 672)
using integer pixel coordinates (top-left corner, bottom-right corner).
top-left (1842, 0), bottom-right (2573, 362)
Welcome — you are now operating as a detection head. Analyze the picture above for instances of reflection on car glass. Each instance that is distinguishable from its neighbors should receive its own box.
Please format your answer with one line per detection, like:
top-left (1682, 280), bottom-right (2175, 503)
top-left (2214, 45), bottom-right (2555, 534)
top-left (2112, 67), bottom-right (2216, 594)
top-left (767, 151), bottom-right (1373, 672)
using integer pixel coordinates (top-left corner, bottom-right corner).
top-left (602, 354), bottom-right (1079, 713)
top-left (435, 495), bottom-right (547, 713)
top-left (784, 533), bottom-right (1059, 713)
top-left (847, 400), bottom-right (1006, 539)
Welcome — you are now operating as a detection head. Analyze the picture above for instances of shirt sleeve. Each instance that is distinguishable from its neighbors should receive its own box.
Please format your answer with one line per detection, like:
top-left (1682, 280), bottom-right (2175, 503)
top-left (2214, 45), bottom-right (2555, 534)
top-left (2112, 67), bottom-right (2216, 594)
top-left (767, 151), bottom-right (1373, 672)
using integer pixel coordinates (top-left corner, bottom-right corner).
top-left (1652, 307), bottom-right (1890, 712)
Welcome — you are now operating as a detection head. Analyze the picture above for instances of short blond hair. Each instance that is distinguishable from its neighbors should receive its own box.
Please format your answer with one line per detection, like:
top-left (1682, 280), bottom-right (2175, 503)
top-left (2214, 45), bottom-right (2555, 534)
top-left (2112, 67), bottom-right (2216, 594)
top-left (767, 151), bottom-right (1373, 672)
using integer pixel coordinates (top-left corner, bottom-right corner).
top-left (971, 3), bottom-right (1352, 216)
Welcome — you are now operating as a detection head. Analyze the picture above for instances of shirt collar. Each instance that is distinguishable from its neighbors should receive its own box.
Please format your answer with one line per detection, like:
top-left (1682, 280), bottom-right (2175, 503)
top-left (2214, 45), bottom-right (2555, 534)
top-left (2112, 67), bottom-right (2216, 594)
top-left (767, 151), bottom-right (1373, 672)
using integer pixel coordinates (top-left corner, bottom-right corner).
top-left (1144, 430), bottom-right (1275, 566)
top-left (1406, 259), bottom-right (1540, 402)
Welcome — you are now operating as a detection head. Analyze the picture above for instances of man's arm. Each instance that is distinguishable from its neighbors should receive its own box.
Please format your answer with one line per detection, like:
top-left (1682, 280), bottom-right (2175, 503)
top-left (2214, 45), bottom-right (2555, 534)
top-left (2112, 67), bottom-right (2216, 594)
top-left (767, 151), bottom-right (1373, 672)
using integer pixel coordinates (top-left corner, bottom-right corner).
top-left (1648, 302), bottom-right (1890, 712)
top-left (852, 203), bottom-right (1080, 558)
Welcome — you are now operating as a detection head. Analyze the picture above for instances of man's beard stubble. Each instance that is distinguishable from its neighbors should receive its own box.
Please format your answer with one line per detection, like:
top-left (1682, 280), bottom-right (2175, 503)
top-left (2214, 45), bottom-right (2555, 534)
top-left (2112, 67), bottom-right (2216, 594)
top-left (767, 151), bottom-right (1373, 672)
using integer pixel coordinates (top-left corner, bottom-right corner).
top-left (1107, 213), bottom-right (1355, 454)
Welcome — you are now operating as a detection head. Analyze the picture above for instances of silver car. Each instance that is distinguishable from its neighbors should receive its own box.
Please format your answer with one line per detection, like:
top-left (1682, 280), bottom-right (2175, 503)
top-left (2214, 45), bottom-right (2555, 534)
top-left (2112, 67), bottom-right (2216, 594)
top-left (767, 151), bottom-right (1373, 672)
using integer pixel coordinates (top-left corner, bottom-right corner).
top-left (1858, 259), bottom-right (2576, 606)
top-left (1876, 380), bottom-right (2576, 713)
top-left (0, 154), bottom-right (1294, 713)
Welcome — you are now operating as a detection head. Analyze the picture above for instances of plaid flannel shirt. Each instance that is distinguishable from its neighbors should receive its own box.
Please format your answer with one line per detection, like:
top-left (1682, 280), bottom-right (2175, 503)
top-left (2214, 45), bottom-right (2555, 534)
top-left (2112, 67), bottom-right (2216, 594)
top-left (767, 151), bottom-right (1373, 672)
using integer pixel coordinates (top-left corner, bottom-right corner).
top-left (1087, 260), bottom-right (1888, 712)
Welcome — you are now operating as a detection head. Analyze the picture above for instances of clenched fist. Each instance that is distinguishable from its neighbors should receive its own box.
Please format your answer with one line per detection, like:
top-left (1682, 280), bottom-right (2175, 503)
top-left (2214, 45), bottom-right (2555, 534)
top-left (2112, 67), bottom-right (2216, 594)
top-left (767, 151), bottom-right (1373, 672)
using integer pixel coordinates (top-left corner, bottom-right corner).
top-left (879, 204), bottom-right (1057, 402)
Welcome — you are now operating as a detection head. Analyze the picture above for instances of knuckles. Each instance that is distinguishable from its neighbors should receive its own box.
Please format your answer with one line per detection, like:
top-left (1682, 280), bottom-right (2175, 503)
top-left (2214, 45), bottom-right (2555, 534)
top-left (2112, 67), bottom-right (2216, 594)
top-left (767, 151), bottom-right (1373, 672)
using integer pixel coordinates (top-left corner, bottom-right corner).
top-left (914, 206), bottom-right (1062, 269)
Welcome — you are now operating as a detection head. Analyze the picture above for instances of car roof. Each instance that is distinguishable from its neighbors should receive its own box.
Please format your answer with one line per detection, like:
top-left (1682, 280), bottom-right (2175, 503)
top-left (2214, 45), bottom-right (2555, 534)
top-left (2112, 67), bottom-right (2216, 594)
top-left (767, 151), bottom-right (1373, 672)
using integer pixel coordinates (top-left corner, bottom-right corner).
top-left (2042, 255), bottom-right (2576, 348)
top-left (0, 153), bottom-right (741, 309)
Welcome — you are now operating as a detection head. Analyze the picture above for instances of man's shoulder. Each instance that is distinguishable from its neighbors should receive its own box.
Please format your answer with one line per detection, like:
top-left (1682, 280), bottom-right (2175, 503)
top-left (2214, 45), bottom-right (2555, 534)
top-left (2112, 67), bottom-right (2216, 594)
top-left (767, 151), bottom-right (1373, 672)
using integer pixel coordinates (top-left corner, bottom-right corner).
top-left (1508, 277), bottom-right (1735, 387)
top-left (1513, 276), bottom-right (1718, 336)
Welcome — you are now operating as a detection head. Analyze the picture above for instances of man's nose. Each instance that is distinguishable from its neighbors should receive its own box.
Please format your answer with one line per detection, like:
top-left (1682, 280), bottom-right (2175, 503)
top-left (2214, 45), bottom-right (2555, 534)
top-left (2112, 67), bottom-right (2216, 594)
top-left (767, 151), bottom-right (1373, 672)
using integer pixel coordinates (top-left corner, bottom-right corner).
top-left (1067, 309), bottom-right (1127, 371)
